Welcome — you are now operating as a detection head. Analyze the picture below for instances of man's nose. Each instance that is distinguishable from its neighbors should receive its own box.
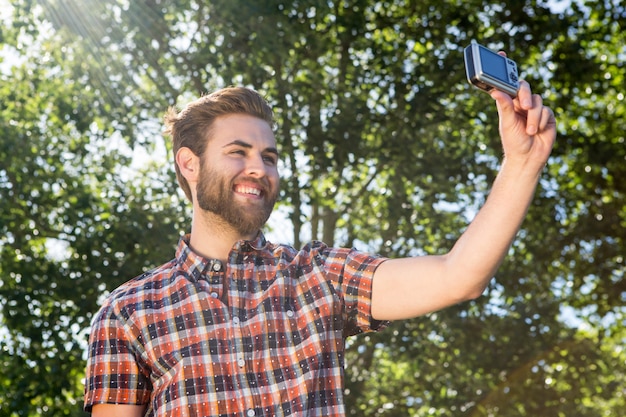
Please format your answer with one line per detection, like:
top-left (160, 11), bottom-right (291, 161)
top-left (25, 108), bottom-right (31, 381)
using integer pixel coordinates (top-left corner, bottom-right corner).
top-left (244, 154), bottom-right (267, 177)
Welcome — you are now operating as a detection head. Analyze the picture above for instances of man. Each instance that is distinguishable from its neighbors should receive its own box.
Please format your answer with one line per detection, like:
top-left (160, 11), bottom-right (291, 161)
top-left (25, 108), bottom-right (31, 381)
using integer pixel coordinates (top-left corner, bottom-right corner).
top-left (84, 82), bottom-right (556, 416)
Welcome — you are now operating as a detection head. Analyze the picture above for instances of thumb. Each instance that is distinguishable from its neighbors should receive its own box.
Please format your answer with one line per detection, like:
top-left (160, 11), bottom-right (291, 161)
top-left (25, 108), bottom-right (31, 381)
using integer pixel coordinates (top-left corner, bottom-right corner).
top-left (491, 90), bottom-right (526, 139)
top-left (491, 90), bottom-right (516, 126)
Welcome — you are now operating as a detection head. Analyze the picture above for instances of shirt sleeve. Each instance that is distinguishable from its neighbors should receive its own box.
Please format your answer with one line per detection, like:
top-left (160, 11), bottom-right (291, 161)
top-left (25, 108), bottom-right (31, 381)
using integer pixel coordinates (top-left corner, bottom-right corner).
top-left (320, 245), bottom-right (390, 336)
top-left (83, 298), bottom-right (151, 412)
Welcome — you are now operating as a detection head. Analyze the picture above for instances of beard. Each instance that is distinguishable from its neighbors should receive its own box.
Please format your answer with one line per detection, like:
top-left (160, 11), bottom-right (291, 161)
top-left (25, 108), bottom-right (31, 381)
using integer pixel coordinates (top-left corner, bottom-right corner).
top-left (195, 164), bottom-right (278, 237)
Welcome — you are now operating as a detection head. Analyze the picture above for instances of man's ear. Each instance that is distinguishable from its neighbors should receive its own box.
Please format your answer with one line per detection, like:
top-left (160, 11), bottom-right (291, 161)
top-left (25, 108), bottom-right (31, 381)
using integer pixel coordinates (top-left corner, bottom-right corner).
top-left (176, 147), bottom-right (200, 182)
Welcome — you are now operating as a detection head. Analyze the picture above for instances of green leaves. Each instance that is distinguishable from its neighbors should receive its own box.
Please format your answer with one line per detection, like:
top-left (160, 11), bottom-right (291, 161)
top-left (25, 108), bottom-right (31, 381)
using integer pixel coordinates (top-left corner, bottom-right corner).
top-left (1, 0), bottom-right (624, 415)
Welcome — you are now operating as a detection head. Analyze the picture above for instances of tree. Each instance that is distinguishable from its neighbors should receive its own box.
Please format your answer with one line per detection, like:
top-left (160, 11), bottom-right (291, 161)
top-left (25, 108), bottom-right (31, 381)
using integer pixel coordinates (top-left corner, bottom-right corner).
top-left (0, 2), bottom-right (186, 415)
top-left (1, 0), bottom-right (623, 415)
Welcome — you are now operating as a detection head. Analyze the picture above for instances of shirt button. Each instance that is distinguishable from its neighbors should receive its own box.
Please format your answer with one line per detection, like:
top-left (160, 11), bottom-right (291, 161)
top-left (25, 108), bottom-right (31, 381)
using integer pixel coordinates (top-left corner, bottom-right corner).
top-left (212, 261), bottom-right (222, 272)
top-left (237, 358), bottom-right (246, 367)
top-left (247, 409), bottom-right (256, 417)
top-left (286, 310), bottom-right (294, 318)
top-left (210, 292), bottom-right (219, 299)
top-left (233, 317), bottom-right (240, 325)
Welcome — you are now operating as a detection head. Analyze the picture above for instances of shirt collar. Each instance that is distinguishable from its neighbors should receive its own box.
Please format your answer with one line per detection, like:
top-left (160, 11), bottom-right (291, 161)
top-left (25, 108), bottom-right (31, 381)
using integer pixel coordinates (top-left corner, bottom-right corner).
top-left (232, 231), bottom-right (269, 252)
top-left (175, 232), bottom-right (270, 282)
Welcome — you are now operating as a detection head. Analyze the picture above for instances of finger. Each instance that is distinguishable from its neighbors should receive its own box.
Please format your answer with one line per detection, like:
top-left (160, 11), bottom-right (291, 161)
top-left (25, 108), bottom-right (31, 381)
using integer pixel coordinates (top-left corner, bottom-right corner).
top-left (538, 106), bottom-right (555, 132)
top-left (516, 80), bottom-right (533, 110)
top-left (490, 89), bottom-right (515, 124)
top-left (525, 94), bottom-right (544, 136)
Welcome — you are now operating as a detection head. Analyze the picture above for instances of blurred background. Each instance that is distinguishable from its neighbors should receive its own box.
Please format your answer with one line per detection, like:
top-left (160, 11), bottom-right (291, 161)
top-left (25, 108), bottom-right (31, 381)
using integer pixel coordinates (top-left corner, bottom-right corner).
top-left (0, 0), bottom-right (624, 415)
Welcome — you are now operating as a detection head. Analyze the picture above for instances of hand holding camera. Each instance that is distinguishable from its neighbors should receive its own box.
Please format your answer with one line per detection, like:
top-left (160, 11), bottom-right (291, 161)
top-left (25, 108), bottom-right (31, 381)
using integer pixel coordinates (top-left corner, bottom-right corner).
top-left (464, 40), bottom-right (520, 97)
top-left (464, 40), bottom-right (556, 168)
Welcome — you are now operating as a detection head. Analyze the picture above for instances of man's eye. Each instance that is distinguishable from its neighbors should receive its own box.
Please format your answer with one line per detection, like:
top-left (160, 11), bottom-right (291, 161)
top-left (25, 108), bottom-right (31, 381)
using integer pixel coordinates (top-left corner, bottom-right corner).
top-left (263, 155), bottom-right (278, 165)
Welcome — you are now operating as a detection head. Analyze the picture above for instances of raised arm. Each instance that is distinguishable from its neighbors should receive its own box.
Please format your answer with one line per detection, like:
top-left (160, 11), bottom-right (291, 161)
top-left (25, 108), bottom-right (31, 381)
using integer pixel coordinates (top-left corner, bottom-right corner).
top-left (371, 80), bottom-right (557, 321)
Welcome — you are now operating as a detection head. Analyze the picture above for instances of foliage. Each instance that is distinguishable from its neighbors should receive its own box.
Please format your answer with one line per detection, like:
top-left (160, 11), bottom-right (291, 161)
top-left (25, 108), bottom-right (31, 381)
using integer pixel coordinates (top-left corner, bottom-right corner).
top-left (0, 0), bottom-right (624, 415)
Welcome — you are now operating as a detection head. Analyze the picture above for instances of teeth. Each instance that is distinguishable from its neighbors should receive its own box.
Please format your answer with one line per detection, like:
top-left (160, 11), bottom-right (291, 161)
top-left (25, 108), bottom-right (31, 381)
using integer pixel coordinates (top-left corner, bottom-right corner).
top-left (237, 186), bottom-right (261, 196)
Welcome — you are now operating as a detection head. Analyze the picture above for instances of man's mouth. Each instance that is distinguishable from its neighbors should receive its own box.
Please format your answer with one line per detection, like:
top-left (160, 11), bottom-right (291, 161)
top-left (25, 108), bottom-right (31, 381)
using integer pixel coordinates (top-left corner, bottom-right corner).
top-left (234, 184), bottom-right (263, 197)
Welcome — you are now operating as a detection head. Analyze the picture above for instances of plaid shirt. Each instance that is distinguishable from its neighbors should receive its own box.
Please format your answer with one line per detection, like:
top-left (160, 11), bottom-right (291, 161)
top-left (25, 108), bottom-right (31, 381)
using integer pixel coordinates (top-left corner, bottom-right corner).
top-left (84, 233), bottom-right (388, 416)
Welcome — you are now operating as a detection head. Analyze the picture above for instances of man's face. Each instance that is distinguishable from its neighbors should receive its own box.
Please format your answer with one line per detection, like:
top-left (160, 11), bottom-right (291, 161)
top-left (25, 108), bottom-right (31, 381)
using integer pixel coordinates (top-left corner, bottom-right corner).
top-left (195, 114), bottom-right (280, 236)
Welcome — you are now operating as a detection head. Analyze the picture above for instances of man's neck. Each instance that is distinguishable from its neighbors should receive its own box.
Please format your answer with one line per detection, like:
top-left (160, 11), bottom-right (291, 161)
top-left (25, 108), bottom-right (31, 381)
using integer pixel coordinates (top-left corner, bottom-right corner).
top-left (189, 211), bottom-right (257, 261)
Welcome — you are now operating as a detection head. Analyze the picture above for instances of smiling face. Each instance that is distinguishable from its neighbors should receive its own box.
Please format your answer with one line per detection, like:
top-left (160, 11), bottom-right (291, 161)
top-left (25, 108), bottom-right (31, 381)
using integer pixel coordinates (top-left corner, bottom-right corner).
top-left (195, 113), bottom-right (280, 236)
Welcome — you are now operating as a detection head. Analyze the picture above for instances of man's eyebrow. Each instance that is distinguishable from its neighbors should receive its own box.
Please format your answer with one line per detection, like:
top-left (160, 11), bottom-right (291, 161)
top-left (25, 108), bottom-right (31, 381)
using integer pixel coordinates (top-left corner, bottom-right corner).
top-left (223, 139), bottom-right (252, 149)
top-left (224, 140), bottom-right (278, 155)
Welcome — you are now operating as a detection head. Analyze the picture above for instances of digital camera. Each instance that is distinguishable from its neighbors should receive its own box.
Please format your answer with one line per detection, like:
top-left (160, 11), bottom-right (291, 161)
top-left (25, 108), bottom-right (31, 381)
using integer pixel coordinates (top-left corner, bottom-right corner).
top-left (464, 40), bottom-right (519, 98)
